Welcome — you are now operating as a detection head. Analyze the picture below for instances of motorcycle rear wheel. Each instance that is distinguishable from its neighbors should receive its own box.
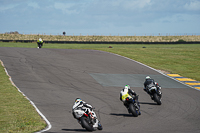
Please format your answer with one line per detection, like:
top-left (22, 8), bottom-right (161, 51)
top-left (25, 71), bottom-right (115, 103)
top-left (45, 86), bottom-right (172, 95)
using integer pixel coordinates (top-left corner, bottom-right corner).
top-left (153, 93), bottom-right (162, 105)
top-left (80, 117), bottom-right (94, 131)
top-left (129, 103), bottom-right (138, 117)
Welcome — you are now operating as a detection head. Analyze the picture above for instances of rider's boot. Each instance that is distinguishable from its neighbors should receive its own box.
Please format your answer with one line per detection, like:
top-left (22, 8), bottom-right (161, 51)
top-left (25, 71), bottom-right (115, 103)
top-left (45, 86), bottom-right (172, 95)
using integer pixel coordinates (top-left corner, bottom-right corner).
top-left (97, 121), bottom-right (103, 130)
top-left (138, 111), bottom-right (141, 115)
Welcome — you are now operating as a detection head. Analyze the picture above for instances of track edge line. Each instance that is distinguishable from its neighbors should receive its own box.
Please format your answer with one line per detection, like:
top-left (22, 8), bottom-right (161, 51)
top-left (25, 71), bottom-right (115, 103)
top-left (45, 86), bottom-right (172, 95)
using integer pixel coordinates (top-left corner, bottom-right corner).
top-left (98, 50), bottom-right (199, 91)
top-left (0, 60), bottom-right (52, 133)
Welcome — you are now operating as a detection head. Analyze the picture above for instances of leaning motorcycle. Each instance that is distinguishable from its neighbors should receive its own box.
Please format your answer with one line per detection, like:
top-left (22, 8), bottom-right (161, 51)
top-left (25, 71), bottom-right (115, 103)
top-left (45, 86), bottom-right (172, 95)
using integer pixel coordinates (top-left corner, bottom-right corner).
top-left (73, 107), bottom-right (103, 131)
top-left (125, 96), bottom-right (141, 117)
top-left (147, 83), bottom-right (162, 105)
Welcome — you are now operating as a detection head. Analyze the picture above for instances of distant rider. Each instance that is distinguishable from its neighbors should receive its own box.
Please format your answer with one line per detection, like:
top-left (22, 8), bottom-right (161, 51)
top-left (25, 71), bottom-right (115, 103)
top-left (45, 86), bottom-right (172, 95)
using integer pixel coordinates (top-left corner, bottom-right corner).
top-left (120, 85), bottom-right (140, 114)
top-left (143, 76), bottom-right (162, 97)
top-left (37, 38), bottom-right (43, 48)
top-left (72, 98), bottom-right (102, 130)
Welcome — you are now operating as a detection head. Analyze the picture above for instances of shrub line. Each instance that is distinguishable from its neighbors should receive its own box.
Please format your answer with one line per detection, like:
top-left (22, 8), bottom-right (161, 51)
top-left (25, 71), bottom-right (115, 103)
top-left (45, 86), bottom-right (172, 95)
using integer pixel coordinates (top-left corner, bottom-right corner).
top-left (1, 39), bottom-right (200, 44)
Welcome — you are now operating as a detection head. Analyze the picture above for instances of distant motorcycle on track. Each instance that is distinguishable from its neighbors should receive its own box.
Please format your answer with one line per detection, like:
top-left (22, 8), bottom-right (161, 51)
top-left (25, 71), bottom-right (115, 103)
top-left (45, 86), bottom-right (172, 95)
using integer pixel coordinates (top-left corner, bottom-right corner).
top-left (37, 38), bottom-right (43, 49)
top-left (38, 43), bottom-right (43, 48)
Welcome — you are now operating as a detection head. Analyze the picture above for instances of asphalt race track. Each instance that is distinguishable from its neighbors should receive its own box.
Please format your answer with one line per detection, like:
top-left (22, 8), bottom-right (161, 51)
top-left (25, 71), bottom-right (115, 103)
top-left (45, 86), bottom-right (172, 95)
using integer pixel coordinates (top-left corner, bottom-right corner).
top-left (0, 47), bottom-right (200, 133)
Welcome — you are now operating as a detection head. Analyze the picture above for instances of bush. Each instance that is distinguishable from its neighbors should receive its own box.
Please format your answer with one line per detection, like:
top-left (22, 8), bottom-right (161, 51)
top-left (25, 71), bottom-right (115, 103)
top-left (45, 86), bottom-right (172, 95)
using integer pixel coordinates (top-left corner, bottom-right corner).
top-left (177, 39), bottom-right (186, 42)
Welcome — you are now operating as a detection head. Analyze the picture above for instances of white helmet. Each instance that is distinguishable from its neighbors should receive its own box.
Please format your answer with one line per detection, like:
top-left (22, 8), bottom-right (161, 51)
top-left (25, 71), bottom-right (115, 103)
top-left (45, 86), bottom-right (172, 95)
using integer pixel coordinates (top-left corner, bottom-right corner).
top-left (124, 85), bottom-right (130, 90)
top-left (39, 38), bottom-right (42, 42)
top-left (146, 76), bottom-right (151, 79)
top-left (75, 98), bottom-right (82, 103)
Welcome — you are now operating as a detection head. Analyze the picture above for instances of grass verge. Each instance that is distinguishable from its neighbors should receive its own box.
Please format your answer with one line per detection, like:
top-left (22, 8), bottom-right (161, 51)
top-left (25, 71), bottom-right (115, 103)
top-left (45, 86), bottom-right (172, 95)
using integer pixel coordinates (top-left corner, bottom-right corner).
top-left (95, 44), bottom-right (200, 81)
top-left (0, 61), bottom-right (46, 133)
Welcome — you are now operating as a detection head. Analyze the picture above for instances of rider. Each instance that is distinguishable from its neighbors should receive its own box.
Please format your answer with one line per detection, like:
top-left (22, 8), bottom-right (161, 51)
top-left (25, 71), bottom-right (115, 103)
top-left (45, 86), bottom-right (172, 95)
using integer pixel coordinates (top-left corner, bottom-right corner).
top-left (37, 38), bottom-right (43, 48)
top-left (143, 76), bottom-right (162, 96)
top-left (120, 85), bottom-right (140, 114)
top-left (72, 98), bottom-right (102, 130)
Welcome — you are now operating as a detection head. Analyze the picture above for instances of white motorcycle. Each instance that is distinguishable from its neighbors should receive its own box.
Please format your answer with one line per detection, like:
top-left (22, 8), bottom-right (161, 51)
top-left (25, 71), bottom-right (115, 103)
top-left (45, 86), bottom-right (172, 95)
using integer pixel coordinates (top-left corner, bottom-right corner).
top-left (73, 107), bottom-right (103, 131)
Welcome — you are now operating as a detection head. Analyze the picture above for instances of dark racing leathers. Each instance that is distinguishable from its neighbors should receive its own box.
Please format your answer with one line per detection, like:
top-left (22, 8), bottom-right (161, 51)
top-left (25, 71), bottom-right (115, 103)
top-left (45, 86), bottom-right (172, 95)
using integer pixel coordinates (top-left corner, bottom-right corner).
top-left (144, 79), bottom-right (162, 98)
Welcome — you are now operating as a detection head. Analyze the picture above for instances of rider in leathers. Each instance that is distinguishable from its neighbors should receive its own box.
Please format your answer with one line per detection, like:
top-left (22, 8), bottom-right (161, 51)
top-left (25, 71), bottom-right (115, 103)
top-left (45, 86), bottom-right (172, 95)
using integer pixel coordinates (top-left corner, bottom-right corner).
top-left (144, 76), bottom-right (162, 98)
top-left (37, 38), bottom-right (43, 48)
top-left (120, 85), bottom-right (141, 114)
top-left (72, 98), bottom-right (102, 130)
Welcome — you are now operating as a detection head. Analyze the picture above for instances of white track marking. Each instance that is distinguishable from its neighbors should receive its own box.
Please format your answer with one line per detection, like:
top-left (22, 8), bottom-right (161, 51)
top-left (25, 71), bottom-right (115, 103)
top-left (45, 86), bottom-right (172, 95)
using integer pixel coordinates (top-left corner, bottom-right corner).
top-left (0, 60), bottom-right (52, 132)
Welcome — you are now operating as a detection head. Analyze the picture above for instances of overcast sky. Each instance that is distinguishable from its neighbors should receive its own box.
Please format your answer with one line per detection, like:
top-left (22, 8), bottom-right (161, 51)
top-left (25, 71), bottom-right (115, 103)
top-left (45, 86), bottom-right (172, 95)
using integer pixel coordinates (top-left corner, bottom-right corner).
top-left (0, 0), bottom-right (200, 36)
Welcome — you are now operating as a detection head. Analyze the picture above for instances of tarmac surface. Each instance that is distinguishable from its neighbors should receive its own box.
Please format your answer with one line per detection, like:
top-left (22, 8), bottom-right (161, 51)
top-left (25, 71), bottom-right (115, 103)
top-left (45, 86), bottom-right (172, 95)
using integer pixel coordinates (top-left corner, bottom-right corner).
top-left (0, 47), bottom-right (200, 133)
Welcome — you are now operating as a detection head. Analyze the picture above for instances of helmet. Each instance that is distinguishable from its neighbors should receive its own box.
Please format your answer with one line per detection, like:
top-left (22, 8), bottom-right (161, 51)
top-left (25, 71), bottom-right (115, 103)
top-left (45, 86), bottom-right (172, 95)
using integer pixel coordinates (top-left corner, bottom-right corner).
top-left (124, 85), bottom-right (130, 90)
top-left (75, 98), bottom-right (82, 103)
top-left (146, 76), bottom-right (151, 79)
top-left (39, 38), bottom-right (42, 42)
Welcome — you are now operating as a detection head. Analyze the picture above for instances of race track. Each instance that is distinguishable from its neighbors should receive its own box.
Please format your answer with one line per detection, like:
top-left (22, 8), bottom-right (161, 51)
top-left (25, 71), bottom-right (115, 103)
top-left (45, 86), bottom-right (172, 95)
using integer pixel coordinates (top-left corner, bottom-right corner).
top-left (0, 47), bottom-right (200, 133)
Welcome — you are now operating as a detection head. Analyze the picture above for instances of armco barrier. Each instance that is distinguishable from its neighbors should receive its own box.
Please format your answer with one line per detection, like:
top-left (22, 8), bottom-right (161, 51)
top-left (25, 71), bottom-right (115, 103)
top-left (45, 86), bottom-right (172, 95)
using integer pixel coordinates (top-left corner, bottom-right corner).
top-left (0, 40), bottom-right (36, 43)
top-left (0, 39), bottom-right (200, 44)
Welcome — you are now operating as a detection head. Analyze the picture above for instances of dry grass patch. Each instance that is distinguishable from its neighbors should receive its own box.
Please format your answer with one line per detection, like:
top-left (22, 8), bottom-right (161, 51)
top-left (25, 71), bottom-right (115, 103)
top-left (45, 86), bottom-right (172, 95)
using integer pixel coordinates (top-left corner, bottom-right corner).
top-left (0, 33), bottom-right (200, 42)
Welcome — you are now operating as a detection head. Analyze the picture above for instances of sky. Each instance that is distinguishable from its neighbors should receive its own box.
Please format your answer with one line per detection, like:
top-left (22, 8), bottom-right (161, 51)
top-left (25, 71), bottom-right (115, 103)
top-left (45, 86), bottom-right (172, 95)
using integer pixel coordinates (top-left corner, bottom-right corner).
top-left (0, 0), bottom-right (200, 36)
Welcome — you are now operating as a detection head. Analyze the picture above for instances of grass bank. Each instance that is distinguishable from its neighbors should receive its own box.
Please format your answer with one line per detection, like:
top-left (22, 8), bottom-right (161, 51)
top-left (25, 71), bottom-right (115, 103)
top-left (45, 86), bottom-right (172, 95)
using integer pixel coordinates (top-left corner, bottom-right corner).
top-left (0, 42), bottom-right (200, 132)
top-left (1, 33), bottom-right (200, 42)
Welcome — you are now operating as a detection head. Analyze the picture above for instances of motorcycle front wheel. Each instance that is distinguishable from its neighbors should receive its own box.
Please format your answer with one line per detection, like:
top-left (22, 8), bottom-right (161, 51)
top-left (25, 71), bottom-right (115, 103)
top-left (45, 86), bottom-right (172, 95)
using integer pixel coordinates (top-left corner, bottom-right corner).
top-left (80, 117), bottom-right (94, 131)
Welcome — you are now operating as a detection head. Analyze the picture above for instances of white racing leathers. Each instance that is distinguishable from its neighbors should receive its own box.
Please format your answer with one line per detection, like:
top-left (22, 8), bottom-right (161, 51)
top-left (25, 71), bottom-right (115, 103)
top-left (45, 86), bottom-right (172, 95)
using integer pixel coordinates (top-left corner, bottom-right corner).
top-left (72, 101), bottom-right (99, 128)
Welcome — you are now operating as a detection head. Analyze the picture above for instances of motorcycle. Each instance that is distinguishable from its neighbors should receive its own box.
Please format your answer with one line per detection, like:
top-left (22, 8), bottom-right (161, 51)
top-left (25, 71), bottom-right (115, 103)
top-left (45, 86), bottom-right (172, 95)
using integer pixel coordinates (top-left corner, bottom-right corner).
top-left (146, 83), bottom-right (162, 105)
top-left (37, 43), bottom-right (43, 48)
top-left (125, 96), bottom-right (141, 117)
top-left (73, 107), bottom-right (103, 131)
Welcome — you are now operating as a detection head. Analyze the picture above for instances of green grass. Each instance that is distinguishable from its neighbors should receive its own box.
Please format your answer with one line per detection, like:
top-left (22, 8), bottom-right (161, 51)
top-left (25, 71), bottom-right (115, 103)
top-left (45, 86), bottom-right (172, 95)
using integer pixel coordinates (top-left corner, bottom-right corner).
top-left (0, 61), bottom-right (46, 133)
top-left (98, 44), bottom-right (200, 81)
top-left (0, 42), bottom-right (200, 132)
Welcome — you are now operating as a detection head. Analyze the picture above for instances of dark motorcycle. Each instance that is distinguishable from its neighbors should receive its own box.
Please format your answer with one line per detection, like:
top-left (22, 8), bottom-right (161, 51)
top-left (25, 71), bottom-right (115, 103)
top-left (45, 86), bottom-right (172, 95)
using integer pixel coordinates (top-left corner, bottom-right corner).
top-left (147, 83), bottom-right (162, 105)
top-left (125, 96), bottom-right (141, 117)
top-left (37, 43), bottom-right (43, 48)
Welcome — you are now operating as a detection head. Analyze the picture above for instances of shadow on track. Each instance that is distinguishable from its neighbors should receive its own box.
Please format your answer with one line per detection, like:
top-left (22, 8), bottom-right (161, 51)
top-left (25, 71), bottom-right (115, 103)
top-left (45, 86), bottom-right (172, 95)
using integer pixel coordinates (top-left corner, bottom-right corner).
top-left (62, 129), bottom-right (87, 132)
top-left (110, 113), bottom-right (133, 117)
top-left (139, 102), bottom-right (157, 105)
